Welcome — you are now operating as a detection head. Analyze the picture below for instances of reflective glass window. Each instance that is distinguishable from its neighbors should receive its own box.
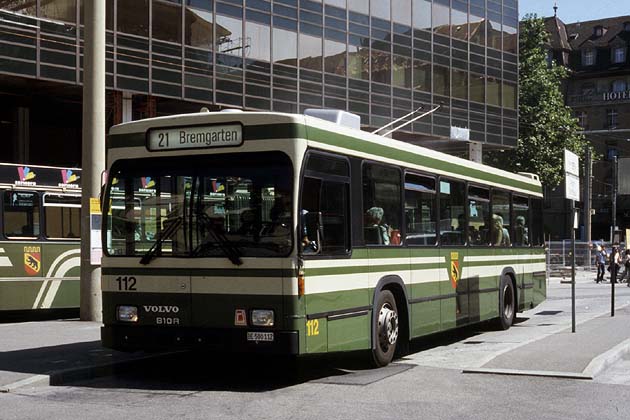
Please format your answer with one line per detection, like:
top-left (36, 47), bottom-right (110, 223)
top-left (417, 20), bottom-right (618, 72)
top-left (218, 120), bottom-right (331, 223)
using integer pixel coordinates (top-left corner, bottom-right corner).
top-left (413, 0), bottom-right (431, 30)
top-left (185, 6), bottom-right (213, 49)
top-left (118, 0), bottom-right (149, 37)
top-left (451, 8), bottom-right (468, 40)
top-left (393, 56), bottom-right (412, 88)
top-left (273, 28), bottom-right (298, 66)
top-left (324, 39), bottom-right (346, 75)
top-left (153, 0), bottom-right (182, 43)
top-left (487, 77), bottom-right (501, 107)
top-left (432, 2), bottom-right (449, 34)
top-left (299, 33), bottom-right (323, 71)
top-left (0, 0), bottom-right (36, 16)
top-left (372, 50), bottom-right (391, 85)
top-left (348, 0), bottom-right (368, 15)
top-left (433, 65), bottom-right (449, 97)
top-left (186, 0), bottom-right (211, 12)
top-left (470, 11), bottom-right (485, 46)
top-left (348, 43), bottom-right (369, 80)
top-left (392, 0), bottom-right (411, 25)
top-left (470, 73), bottom-right (485, 103)
top-left (503, 82), bottom-right (516, 109)
top-left (413, 60), bottom-right (431, 92)
top-left (325, 0), bottom-right (345, 7)
top-left (488, 19), bottom-right (502, 50)
top-left (503, 25), bottom-right (517, 54)
top-left (216, 14), bottom-right (243, 57)
top-left (371, 0), bottom-right (390, 20)
top-left (452, 69), bottom-right (468, 100)
top-left (41, 0), bottom-right (76, 23)
top-left (246, 21), bottom-right (271, 62)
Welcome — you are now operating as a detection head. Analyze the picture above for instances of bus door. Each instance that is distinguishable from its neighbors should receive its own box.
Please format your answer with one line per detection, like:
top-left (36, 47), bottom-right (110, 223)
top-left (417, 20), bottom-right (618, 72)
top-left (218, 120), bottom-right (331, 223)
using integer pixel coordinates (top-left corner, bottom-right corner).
top-left (404, 173), bottom-right (441, 336)
top-left (438, 179), bottom-right (469, 329)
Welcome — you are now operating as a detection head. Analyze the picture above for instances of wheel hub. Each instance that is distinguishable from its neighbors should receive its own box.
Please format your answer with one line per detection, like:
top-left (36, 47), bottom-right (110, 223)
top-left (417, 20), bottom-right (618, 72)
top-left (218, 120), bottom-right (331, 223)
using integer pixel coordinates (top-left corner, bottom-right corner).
top-left (378, 304), bottom-right (399, 350)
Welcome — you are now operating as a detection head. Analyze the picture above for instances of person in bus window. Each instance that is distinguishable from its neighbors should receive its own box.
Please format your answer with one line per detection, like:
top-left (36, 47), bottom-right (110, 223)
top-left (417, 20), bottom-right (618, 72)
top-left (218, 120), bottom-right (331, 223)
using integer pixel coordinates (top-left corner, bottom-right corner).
top-left (492, 214), bottom-right (510, 246)
top-left (365, 207), bottom-right (390, 245)
top-left (514, 215), bottom-right (529, 246)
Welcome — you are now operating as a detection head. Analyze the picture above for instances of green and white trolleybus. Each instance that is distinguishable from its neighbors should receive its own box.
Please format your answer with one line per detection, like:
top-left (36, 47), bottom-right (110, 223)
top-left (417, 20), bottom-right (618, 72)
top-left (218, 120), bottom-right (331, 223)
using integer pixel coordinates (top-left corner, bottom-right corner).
top-left (101, 110), bottom-right (546, 366)
top-left (0, 163), bottom-right (81, 319)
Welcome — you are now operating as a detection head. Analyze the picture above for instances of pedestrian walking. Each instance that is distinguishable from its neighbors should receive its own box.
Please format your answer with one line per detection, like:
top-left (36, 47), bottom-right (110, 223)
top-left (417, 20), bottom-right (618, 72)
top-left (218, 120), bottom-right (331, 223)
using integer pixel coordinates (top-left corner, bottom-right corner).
top-left (609, 246), bottom-right (621, 284)
top-left (595, 244), bottom-right (607, 283)
top-left (619, 249), bottom-right (630, 284)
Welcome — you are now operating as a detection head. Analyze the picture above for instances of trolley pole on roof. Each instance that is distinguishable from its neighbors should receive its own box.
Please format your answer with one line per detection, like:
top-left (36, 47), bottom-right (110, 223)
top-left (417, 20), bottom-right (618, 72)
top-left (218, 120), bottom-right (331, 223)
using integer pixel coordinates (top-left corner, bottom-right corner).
top-left (80, 0), bottom-right (106, 322)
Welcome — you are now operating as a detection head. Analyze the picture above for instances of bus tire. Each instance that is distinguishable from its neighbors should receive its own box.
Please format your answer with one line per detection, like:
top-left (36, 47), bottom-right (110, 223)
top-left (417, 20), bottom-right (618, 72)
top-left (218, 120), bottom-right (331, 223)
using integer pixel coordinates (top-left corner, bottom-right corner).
top-left (497, 276), bottom-right (515, 330)
top-left (371, 290), bottom-right (399, 367)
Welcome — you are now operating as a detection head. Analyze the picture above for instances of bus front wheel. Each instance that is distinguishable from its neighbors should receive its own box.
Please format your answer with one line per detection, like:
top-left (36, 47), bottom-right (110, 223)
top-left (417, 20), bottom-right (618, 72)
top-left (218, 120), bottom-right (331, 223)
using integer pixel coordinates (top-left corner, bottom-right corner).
top-left (371, 290), bottom-right (399, 367)
top-left (497, 276), bottom-right (515, 330)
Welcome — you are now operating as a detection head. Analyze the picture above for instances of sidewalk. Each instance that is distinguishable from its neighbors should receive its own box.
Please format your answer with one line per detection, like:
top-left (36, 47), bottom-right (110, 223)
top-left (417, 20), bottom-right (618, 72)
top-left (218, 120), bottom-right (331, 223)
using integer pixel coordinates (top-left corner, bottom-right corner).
top-left (0, 320), bottom-right (167, 392)
top-left (461, 269), bottom-right (630, 379)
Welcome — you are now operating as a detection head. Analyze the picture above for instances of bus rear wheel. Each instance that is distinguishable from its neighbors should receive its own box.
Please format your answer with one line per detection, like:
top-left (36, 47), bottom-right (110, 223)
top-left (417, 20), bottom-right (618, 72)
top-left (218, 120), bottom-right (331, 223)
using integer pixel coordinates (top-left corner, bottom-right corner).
top-left (371, 290), bottom-right (399, 367)
top-left (497, 276), bottom-right (515, 330)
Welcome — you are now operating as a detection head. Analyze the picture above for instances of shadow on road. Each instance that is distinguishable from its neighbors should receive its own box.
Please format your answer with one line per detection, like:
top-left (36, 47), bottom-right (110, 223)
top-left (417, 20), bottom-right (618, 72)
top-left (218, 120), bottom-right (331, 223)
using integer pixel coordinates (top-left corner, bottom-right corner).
top-left (70, 350), bottom-right (381, 392)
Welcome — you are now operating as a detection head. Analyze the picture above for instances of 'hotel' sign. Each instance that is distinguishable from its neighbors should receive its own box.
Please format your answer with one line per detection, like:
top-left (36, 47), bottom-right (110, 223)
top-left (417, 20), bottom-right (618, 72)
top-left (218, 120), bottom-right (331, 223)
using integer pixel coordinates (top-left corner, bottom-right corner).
top-left (603, 91), bottom-right (630, 101)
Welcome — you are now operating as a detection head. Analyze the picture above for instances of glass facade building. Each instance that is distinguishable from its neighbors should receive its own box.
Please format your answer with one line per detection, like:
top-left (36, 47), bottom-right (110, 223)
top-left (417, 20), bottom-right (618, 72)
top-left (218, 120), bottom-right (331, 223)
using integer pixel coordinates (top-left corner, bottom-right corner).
top-left (0, 0), bottom-right (519, 158)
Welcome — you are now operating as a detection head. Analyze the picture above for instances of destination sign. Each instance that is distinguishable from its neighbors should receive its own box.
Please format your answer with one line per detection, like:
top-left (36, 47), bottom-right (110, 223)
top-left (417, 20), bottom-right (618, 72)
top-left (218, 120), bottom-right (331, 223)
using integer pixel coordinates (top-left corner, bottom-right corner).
top-left (147, 124), bottom-right (243, 151)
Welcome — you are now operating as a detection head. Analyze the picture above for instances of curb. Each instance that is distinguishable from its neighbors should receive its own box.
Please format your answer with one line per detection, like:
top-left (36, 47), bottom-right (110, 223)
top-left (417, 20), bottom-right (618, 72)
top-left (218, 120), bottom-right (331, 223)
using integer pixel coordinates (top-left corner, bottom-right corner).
top-left (0, 352), bottom-right (176, 393)
top-left (583, 337), bottom-right (630, 378)
top-left (462, 367), bottom-right (592, 380)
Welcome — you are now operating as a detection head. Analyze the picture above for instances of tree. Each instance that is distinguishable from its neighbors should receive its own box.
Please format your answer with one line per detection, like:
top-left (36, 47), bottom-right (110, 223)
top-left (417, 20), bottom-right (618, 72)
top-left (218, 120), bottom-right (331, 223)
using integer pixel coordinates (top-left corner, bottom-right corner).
top-left (485, 16), bottom-right (588, 187)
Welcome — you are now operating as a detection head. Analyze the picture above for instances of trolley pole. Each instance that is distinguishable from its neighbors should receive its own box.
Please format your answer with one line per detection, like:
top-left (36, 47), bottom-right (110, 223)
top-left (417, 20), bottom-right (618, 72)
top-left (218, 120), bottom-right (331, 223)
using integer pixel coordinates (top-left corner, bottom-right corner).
top-left (80, 0), bottom-right (106, 321)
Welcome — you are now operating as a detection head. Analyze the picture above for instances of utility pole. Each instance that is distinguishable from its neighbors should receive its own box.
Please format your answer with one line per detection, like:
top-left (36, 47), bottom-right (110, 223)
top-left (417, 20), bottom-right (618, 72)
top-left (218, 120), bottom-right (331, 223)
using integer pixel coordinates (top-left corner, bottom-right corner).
top-left (585, 147), bottom-right (592, 268)
top-left (80, 0), bottom-right (106, 321)
top-left (613, 156), bottom-right (618, 242)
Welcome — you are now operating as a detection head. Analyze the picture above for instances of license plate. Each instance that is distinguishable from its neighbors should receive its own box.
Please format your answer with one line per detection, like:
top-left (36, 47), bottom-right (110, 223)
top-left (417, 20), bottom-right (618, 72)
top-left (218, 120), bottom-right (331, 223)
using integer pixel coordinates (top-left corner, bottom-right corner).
top-left (247, 332), bottom-right (274, 342)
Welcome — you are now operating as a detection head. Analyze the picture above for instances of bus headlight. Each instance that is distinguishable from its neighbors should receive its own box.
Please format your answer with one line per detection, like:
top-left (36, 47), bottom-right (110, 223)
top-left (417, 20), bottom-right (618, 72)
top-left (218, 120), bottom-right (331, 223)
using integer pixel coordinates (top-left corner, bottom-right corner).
top-left (117, 305), bottom-right (138, 322)
top-left (251, 309), bottom-right (274, 327)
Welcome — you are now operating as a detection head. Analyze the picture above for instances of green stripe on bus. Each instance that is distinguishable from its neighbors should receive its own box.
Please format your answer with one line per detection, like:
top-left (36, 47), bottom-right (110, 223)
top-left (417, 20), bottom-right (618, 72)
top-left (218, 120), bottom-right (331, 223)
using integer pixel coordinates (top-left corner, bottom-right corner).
top-left (306, 126), bottom-right (541, 194)
top-left (102, 267), bottom-right (297, 277)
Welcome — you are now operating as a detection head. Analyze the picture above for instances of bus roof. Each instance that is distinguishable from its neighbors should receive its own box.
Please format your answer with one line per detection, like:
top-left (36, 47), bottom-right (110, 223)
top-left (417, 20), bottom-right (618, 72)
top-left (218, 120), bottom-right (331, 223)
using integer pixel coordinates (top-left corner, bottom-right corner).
top-left (108, 111), bottom-right (542, 196)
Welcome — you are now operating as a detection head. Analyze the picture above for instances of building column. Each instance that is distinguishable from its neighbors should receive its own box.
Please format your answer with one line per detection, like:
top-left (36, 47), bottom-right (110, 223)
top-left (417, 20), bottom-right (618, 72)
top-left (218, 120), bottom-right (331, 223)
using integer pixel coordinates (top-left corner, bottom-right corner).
top-left (469, 141), bottom-right (482, 163)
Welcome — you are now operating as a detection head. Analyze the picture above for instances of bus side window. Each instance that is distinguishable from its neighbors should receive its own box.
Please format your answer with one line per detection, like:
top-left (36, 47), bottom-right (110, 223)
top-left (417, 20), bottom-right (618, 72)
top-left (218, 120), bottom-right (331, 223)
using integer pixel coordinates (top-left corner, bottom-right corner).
top-left (3, 191), bottom-right (40, 238)
top-left (301, 153), bottom-right (351, 255)
top-left (43, 194), bottom-right (81, 239)
top-left (363, 163), bottom-right (402, 246)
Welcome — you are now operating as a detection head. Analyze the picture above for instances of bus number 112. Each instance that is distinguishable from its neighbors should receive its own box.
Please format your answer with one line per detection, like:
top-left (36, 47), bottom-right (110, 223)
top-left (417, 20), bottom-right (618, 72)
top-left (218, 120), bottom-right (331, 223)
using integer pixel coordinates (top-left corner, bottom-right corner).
top-left (306, 319), bottom-right (319, 336)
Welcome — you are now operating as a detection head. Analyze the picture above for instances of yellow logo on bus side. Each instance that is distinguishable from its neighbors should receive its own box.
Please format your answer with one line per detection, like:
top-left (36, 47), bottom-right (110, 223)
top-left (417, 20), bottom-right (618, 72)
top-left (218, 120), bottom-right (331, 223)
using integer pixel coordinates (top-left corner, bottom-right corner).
top-left (24, 246), bottom-right (41, 275)
top-left (449, 252), bottom-right (460, 289)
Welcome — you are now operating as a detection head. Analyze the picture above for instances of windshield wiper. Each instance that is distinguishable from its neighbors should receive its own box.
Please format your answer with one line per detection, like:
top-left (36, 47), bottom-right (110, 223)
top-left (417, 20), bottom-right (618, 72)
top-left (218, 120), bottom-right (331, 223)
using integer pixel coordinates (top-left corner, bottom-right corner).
top-left (194, 213), bottom-right (243, 266)
top-left (139, 217), bottom-right (183, 265)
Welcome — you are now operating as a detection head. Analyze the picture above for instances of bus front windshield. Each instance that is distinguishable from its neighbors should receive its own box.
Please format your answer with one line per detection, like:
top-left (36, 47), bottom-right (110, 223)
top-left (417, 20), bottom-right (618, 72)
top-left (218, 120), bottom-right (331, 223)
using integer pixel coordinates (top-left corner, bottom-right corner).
top-left (105, 152), bottom-right (293, 260)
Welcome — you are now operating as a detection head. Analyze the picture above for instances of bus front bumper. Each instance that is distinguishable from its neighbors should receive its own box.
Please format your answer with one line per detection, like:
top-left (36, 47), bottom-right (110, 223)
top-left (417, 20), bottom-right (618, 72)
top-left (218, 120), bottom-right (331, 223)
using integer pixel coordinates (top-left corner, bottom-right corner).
top-left (101, 325), bottom-right (299, 355)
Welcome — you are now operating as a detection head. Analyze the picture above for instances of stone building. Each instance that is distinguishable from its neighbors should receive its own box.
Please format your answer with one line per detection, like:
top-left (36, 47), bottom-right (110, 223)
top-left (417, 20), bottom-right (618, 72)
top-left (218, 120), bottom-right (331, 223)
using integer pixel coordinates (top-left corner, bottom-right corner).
top-left (545, 13), bottom-right (630, 240)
